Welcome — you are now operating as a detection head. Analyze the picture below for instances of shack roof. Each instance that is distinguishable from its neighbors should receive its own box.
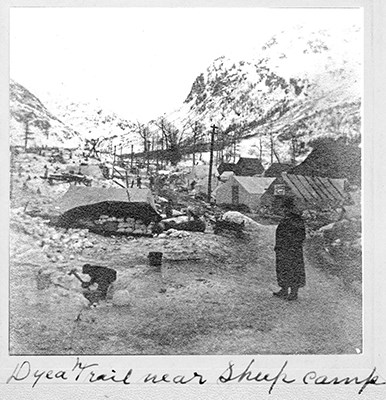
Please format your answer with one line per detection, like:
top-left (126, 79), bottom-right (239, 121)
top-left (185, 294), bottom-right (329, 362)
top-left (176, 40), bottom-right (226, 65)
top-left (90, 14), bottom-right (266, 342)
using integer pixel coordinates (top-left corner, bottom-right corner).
top-left (264, 163), bottom-right (292, 177)
top-left (217, 162), bottom-right (238, 175)
top-left (288, 142), bottom-right (361, 185)
top-left (282, 173), bottom-right (346, 204)
top-left (233, 176), bottom-right (276, 194)
top-left (236, 157), bottom-right (265, 176)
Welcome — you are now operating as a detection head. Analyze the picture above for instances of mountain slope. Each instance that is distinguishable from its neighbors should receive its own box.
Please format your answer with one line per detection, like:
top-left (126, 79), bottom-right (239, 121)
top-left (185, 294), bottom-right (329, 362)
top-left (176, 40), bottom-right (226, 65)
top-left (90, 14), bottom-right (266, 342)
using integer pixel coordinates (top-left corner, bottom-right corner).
top-left (10, 80), bottom-right (81, 149)
top-left (167, 24), bottom-right (361, 165)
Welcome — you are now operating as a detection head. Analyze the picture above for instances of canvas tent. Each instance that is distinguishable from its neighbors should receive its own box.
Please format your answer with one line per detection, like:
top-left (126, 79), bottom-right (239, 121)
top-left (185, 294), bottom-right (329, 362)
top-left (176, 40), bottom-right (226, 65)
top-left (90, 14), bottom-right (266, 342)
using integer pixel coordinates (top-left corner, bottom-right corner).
top-left (215, 175), bottom-right (275, 211)
top-left (186, 164), bottom-right (219, 195)
top-left (261, 173), bottom-right (347, 213)
top-left (57, 186), bottom-right (161, 227)
top-left (218, 170), bottom-right (235, 182)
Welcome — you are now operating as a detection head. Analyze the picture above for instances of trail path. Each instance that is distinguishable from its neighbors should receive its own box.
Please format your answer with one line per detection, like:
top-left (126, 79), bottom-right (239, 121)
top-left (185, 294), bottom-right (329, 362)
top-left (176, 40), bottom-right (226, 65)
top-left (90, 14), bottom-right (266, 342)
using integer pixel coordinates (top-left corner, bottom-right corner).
top-left (10, 224), bottom-right (362, 355)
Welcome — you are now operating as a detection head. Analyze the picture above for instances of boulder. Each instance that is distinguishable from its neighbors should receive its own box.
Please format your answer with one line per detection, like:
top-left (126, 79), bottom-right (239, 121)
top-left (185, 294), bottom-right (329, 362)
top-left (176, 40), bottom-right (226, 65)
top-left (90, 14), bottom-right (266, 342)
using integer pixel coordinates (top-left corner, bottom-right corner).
top-left (112, 289), bottom-right (131, 306)
top-left (222, 211), bottom-right (262, 231)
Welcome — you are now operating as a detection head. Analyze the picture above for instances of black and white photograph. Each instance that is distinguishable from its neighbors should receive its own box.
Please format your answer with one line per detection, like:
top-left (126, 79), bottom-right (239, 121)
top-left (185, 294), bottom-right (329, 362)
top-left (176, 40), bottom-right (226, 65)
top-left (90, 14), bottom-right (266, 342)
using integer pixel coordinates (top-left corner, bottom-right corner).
top-left (7, 6), bottom-right (365, 357)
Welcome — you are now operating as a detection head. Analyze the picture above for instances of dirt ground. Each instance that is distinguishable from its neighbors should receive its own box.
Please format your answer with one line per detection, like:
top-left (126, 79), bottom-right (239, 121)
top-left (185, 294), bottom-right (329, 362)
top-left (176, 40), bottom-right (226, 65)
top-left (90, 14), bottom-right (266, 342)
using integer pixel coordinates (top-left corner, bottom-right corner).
top-left (9, 224), bottom-right (362, 355)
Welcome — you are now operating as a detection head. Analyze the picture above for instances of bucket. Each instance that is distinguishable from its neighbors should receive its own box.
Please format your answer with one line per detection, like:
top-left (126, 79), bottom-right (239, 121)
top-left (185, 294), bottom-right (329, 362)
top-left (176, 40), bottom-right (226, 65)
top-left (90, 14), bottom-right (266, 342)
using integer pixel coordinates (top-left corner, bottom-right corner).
top-left (148, 252), bottom-right (163, 268)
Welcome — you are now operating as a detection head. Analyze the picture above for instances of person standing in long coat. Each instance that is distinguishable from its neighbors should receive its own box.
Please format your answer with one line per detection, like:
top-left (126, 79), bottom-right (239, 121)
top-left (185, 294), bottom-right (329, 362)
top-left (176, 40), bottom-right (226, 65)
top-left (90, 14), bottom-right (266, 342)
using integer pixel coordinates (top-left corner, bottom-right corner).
top-left (274, 197), bottom-right (306, 301)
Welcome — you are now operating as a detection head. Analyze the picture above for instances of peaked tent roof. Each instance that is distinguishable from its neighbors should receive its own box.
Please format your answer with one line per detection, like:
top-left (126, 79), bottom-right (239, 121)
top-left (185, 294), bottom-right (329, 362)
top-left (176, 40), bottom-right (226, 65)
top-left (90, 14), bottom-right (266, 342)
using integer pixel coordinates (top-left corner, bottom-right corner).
top-left (233, 176), bottom-right (276, 194)
top-left (282, 173), bottom-right (346, 204)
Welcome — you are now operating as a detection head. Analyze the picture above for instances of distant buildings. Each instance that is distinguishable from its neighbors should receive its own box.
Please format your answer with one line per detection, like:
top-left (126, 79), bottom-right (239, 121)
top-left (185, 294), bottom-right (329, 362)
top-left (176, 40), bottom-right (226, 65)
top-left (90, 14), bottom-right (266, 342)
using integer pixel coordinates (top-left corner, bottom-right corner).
top-left (214, 140), bottom-right (360, 213)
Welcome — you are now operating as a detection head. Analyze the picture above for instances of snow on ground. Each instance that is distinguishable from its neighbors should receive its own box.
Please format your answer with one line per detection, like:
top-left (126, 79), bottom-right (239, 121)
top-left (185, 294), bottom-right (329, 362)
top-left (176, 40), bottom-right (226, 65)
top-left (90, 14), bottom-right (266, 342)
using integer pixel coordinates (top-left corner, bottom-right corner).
top-left (9, 150), bottom-right (362, 355)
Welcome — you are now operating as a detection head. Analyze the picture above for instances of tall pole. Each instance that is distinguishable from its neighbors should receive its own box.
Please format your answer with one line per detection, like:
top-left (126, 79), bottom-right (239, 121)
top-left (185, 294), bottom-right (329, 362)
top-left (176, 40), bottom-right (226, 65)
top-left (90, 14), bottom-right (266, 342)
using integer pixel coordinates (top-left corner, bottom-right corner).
top-left (156, 132), bottom-right (159, 169)
top-left (233, 130), bottom-right (237, 163)
top-left (291, 130), bottom-right (297, 165)
top-left (208, 124), bottom-right (217, 203)
top-left (193, 121), bottom-right (197, 167)
top-left (161, 137), bottom-right (164, 169)
top-left (24, 120), bottom-right (29, 150)
top-left (147, 140), bottom-right (150, 175)
top-left (130, 144), bottom-right (134, 171)
top-left (112, 145), bottom-right (117, 180)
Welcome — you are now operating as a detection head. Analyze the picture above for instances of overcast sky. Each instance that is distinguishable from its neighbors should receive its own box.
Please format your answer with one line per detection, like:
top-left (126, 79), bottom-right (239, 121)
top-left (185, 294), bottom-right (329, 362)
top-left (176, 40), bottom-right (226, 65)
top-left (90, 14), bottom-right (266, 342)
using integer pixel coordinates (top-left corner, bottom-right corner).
top-left (10, 7), bottom-right (362, 122)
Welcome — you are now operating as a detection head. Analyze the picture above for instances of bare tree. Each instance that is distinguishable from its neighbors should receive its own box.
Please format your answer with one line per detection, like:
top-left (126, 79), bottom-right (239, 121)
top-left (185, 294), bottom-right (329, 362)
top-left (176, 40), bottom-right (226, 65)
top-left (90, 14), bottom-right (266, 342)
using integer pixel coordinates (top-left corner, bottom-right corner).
top-left (151, 117), bottom-right (186, 166)
top-left (23, 112), bottom-right (36, 150)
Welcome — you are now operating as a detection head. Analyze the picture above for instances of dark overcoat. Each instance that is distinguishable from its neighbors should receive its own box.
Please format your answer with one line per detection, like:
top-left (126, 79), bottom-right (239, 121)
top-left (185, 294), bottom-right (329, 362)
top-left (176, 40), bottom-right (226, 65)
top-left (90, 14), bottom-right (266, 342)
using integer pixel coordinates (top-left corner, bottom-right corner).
top-left (274, 212), bottom-right (306, 288)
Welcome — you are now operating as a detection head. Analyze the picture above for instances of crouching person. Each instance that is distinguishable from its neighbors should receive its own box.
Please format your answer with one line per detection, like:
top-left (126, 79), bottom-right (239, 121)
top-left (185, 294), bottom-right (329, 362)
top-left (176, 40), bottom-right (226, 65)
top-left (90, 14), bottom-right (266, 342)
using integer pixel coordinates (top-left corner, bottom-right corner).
top-left (82, 264), bottom-right (117, 303)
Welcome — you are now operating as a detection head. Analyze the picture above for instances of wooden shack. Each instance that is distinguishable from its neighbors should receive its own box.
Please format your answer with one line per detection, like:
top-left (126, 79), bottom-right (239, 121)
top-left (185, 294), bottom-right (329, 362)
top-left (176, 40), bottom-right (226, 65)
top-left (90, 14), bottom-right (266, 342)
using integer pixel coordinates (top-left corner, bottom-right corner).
top-left (260, 173), bottom-right (347, 213)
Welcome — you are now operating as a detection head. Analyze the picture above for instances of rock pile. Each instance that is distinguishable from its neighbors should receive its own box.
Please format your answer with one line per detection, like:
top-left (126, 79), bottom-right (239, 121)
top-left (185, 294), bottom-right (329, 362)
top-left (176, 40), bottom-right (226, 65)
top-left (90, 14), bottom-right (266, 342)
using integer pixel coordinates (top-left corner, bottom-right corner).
top-left (316, 218), bottom-right (362, 251)
top-left (10, 208), bottom-right (95, 262)
top-left (94, 215), bottom-right (153, 235)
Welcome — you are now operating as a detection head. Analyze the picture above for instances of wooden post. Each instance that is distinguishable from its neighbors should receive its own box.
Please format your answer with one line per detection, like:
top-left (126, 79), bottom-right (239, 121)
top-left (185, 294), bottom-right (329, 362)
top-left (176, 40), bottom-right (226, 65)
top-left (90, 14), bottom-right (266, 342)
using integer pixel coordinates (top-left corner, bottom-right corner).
top-left (112, 145), bottom-right (117, 180)
top-left (233, 130), bottom-right (237, 163)
top-left (147, 140), bottom-right (150, 175)
top-left (24, 120), bottom-right (29, 150)
top-left (125, 169), bottom-right (129, 189)
top-left (208, 124), bottom-right (217, 203)
top-left (193, 121), bottom-right (197, 167)
top-left (161, 137), bottom-right (164, 169)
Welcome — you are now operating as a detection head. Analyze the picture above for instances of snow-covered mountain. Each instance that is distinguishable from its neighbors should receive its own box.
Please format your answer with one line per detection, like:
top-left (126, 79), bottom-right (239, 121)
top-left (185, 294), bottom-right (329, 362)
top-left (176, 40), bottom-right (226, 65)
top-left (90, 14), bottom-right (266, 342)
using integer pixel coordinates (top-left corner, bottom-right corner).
top-left (166, 24), bottom-right (362, 165)
top-left (9, 80), bottom-right (81, 149)
top-left (40, 94), bottom-right (141, 154)
top-left (10, 24), bottom-right (361, 167)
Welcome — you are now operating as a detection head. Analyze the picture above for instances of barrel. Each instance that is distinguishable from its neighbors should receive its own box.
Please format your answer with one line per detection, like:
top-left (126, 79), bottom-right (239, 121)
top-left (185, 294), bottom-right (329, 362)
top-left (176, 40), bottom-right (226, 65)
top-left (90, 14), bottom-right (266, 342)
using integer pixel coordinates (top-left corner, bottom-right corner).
top-left (148, 251), bottom-right (163, 268)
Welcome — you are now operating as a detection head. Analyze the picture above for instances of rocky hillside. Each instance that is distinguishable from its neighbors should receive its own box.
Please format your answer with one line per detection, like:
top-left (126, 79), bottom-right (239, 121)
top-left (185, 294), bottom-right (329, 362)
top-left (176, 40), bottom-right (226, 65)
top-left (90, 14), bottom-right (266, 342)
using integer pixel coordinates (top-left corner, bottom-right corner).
top-left (167, 25), bottom-right (361, 165)
top-left (10, 80), bottom-right (81, 149)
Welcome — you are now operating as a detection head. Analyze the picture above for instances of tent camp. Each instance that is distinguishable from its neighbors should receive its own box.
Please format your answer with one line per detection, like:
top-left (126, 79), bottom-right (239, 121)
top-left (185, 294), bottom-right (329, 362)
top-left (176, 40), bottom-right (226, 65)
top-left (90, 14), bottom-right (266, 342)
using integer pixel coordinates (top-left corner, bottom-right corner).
top-left (57, 186), bottom-right (161, 229)
top-left (215, 175), bottom-right (275, 211)
top-left (260, 173), bottom-right (348, 213)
